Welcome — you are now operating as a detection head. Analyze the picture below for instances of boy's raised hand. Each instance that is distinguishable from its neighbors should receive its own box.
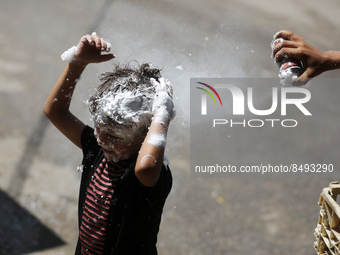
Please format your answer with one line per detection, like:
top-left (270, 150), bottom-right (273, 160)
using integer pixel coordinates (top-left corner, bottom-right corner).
top-left (151, 77), bottom-right (175, 121)
top-left (73, 33), bottom-right (115, 65)
top-left (47, 33), bottom-right (115, 149)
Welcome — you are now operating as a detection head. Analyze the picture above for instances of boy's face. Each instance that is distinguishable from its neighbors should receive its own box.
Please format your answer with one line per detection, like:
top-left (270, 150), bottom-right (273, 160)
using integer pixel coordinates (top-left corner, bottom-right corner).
top-left (94, 123), bottom-right (145, 163)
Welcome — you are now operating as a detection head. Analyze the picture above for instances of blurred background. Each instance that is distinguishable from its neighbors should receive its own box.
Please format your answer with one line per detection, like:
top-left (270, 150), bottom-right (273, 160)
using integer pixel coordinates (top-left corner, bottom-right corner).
top-left (0, 0), bottom-right (340, 254)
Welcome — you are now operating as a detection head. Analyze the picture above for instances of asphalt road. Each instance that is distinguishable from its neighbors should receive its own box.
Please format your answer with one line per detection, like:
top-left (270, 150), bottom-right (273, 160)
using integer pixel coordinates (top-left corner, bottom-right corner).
top-left (1, 0), bottom-right (340, 254)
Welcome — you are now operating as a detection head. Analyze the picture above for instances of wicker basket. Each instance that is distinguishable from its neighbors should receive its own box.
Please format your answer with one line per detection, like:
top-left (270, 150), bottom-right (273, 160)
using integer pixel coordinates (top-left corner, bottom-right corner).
top-left (314, 181), bottom-right (340, 255)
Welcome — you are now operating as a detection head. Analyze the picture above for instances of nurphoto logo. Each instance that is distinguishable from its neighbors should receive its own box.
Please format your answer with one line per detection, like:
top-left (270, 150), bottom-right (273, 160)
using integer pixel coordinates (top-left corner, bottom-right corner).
top-left (190, 78), bottom-right (337, 179)
top-left (194, 79), bottom-right (312, 128)
top-left (196, 82), bottom-right (223, 115)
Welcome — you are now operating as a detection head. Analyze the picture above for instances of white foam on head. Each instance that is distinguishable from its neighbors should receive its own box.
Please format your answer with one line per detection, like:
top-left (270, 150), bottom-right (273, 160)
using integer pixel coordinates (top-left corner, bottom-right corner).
top-left (96, 90), bottom-right (153, 127)
top-left (88, 85), bottom-right (156, 140)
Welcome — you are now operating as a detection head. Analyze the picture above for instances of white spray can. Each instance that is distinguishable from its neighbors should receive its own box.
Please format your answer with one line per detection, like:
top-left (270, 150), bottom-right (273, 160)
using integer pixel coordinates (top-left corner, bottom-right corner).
top-left (271, 37), bottom-right (304, 85)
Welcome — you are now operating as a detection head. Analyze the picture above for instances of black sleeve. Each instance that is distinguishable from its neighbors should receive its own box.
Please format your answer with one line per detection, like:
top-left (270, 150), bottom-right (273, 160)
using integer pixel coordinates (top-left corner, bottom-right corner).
top-left (78, 125), bottom-right (98, 230)
top-left (80, 125), bottom-right (98, 159)
top-left (139, 164), bottom-right (172, 206)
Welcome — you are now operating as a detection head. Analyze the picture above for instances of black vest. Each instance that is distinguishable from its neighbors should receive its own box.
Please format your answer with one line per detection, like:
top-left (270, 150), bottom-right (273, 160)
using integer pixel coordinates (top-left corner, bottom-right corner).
top-left (75, 126), bottom-right (172, 255)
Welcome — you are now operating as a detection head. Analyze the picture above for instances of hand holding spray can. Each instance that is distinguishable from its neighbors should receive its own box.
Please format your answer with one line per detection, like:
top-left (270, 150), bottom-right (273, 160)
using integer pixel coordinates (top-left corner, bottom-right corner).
top-left (270, 37), bottom-right (304, 86)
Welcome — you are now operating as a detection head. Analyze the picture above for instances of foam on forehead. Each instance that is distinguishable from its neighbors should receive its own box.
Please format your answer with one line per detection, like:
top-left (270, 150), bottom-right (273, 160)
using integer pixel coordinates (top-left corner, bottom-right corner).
top-left (87, 63), bottom-right (163, 133)
top-left (92, 89), bottom-right (154, 132)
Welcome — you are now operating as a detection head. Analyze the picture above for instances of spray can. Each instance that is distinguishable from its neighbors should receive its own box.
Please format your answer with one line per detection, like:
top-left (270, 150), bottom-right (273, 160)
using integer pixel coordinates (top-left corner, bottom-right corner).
top-left (271, 37), bottom-right (304, 85)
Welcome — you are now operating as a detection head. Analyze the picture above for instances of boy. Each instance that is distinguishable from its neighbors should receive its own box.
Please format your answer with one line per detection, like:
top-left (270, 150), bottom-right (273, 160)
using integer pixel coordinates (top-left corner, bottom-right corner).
top-left (44, 33), bottom-right (174, 254)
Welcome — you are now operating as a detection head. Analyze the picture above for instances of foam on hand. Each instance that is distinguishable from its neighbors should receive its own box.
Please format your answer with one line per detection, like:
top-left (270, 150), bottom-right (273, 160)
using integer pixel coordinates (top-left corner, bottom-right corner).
top-left (60, 32), bottom-right (112, 62)
top-left (61, 46), bottom-right (77, 62)
top-left (151, 77), bottom-right (175, 124)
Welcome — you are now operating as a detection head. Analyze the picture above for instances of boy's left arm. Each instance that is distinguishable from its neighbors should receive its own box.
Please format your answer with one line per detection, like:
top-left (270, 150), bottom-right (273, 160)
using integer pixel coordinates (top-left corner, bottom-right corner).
top-left (135, 78), bottom-right (174, 187)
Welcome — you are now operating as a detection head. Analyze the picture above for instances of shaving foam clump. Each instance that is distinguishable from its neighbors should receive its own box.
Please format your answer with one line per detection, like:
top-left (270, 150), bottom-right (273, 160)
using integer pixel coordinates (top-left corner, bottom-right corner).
top-left (89, 89), bottom-right (154, 131)
top-left (87, 63), bottom-right (168, 135)
top-left (278, 69), bottom-right (298, 86)
top-left (61, 46), bottom-right (77, 62)
top-left (151, 77), bottom-right (175, 122)
top-left (147, 133), bottom-right (167, 148)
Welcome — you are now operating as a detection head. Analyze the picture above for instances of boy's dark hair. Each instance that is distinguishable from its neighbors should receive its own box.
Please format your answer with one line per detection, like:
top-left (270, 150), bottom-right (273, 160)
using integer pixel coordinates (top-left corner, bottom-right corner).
top-left (87, 63), bottom-right (162, 131)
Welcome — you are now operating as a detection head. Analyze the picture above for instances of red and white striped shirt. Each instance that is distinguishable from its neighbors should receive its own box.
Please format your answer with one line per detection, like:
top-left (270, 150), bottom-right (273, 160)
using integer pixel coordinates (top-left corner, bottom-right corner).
top-left (79, 158), bottom-right (127, 254)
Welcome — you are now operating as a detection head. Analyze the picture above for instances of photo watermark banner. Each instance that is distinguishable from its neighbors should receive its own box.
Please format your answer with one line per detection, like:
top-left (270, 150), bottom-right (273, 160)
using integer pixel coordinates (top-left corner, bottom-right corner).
top-left (190, 78), bottom-right (338, 178)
